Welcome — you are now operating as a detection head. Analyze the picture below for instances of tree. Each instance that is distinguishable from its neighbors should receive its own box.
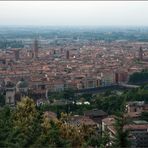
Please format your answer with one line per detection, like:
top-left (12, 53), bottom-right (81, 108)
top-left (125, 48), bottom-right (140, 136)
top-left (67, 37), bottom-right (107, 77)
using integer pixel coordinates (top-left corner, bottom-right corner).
top-left (100, 130), bottom-right (110, 147)
top-left (0, 93), bottom-right (5, 107)
top-left (129, 70), bottom-right (148, 84)
top-left (35, 119), bottom-right (70, 148)
top-left (12, 97), bottom-right (42, 147)
top-left (63, 89), bottom-right (75, 100)
top-left (141, 112), bottom-right (148, 121)
top-left (80, 124), bottom-right (101, 147)
top-left (58, 113), bottom-right (84, 147)
top-left (0, 106), bottom-right (13, 147)
top-left (95, 93), bottom-right (124, 114)
top-left (112, 112), bottom-right (130, 148)
top-left (13, 97), bottom-right (38, 128)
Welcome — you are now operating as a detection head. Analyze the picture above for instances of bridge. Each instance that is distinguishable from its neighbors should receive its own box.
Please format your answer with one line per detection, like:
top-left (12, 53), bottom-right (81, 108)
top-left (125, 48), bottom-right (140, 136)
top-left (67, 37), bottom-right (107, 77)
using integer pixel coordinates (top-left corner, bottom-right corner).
top-left (75, 83), bottom-right (140, 94)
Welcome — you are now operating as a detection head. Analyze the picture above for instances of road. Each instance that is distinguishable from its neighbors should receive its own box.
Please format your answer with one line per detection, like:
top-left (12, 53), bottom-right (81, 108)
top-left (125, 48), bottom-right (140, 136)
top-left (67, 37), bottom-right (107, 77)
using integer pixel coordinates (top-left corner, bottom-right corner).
top-left (75, 83), bottom-right (140, 94)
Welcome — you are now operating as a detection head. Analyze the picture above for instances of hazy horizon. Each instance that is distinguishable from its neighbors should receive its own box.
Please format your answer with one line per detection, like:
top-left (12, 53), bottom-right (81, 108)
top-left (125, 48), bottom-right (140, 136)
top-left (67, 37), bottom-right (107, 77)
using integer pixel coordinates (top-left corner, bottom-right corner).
top-left (0, 1), bottom-right (148, 26)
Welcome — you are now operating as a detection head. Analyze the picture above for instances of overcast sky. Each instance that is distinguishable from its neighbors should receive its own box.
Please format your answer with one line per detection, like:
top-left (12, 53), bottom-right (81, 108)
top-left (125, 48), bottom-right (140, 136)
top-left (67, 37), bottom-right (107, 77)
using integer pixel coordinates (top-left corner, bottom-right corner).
top-left (0, 1), bottom-right (148, 26)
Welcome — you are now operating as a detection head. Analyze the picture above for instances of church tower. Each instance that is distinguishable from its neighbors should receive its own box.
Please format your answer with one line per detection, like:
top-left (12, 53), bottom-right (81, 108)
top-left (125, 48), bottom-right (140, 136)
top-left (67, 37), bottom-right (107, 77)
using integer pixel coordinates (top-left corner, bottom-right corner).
top-left (33, 39), bottom-right (39, 59)
top-left (139, 46), bottom-right (143, 61)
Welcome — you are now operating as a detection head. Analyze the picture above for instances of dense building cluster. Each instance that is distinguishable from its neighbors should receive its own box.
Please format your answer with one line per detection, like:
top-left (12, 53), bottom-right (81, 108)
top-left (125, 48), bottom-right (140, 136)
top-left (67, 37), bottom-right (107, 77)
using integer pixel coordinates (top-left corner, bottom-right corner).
top-left (0, 40), bottom-right (148, 105)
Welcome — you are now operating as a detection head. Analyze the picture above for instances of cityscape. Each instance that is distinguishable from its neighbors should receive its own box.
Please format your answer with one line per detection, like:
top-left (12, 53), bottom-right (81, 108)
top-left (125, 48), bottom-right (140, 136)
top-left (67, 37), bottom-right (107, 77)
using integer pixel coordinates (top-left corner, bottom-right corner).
top-left (0, 1), bottom-right (148, 148)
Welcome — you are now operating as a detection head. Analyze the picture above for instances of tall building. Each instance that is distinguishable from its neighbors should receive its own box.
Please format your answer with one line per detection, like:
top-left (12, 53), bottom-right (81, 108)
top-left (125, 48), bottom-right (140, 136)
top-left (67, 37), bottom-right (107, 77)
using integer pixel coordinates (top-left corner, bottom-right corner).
top-left (114, 71), bottom-right (128, 83)
top-left (115, 72), bottom-right (119, 83)
top-left (139, 46), bottom-right (143, 61)
top-left (53, 50), bottom-right (56, 55)
top-left (60, 48), bottom-right (63, 54)
top-left (14, 49), bottom-right (20, 61)
top-left (33, 39), bottom-right (39, 59)
top-left (66, 50), bottom-right (70, 59)
top-left (5, 81), bottom-right (16, 105)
